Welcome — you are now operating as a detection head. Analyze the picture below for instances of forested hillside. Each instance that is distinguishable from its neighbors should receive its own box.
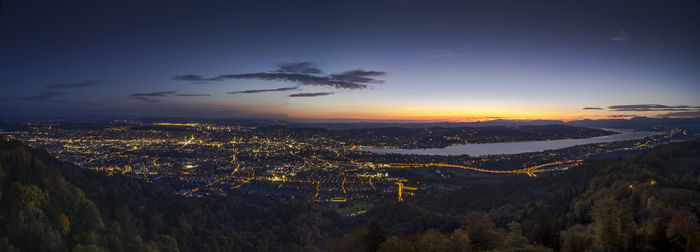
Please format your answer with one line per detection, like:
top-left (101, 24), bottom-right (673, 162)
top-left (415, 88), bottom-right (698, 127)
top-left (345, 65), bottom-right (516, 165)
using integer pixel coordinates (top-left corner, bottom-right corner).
top-left (335, 139), bottom-right (700, 251)
top-left (1, 137), bottom-right (699, 251)
top-left (0, 138), bottom-right (346, 251)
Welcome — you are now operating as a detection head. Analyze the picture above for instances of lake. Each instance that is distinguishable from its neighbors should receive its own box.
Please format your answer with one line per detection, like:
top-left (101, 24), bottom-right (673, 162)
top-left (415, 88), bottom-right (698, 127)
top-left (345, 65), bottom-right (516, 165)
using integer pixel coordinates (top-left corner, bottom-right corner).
top-left (359, 129), bottom-right (662, 156)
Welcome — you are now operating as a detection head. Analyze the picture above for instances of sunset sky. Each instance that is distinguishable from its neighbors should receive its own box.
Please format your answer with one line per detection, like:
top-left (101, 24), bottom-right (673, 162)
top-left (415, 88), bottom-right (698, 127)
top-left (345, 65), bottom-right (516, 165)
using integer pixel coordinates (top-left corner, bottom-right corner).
top-left (1, 0), bottom-right (699, 121)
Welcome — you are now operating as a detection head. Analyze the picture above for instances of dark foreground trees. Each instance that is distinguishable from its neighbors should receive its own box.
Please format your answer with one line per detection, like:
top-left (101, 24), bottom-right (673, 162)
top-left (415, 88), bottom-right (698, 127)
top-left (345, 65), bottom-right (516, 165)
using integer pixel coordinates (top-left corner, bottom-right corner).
top-left (0, 138), bottom-right (346, 251)
top-left (338, 139), bottom-right (700, 251)
top-left (1, 137), bottom-right (698, 251)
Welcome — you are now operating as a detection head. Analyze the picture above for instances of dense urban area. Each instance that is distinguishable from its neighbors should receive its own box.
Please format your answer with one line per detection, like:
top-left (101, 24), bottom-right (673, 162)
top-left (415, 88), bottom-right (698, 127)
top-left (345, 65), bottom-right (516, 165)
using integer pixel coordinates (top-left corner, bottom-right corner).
top-left (0, 120), bottom-right (690, 210)
top-left (1, 119), bottom-right (699, 251)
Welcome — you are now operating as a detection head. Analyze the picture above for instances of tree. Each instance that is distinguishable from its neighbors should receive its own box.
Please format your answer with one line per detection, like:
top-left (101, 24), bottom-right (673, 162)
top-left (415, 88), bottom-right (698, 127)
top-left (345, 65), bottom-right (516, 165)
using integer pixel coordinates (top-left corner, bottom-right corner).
top-left (449, 229), bottom-right (471, 252)
top-left (592, 197), bottom-right (637, 251)
top-left (560, 225), bottom-right (594, 252)
top-left (416, 229), bottom-right (449, 252)
top-left (364, 221), bottom-right (387, 252)
top-left (504, 221), bottom-right (529, 249)
top-left (666, 210), bottom-right (700, 252)
top-left (463, 212), bottom-right (503, 251)
top-left (378, 236), bottom-right (414, 252)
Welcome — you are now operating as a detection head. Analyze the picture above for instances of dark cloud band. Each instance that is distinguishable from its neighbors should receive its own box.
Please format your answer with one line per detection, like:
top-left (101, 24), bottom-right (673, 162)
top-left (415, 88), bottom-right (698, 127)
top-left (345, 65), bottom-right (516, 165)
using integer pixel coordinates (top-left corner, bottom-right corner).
top-left (228, 86), bottom-right (299, 94)
top-left (288, 92), bottom-right (334, 97)
top-left (130, 91), bottom-right (176, 102)
top-left (174, 62), bottom-right (386, 90)
top-left (45, 80), bottom-right (101, 89)
top-left (176, 93), bottom-right (211, 97)
top-left (275, 62), bottom-right (322, 74)
top-left (13, 91), bottom-right (98, 105)
top-left (608, 104), bottom-right (700, 112)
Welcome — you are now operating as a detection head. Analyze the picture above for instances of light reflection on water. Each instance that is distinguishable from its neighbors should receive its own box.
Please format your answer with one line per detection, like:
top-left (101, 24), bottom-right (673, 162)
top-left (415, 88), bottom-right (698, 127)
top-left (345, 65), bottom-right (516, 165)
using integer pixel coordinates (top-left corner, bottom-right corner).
top-left (359, 129), bottom-right (662, 156)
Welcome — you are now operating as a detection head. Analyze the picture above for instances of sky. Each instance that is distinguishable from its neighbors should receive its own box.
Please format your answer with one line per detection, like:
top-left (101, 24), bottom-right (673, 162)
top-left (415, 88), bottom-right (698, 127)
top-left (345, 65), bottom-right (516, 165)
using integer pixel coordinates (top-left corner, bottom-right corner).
top-left (1, 0), bottom-right (699, 121)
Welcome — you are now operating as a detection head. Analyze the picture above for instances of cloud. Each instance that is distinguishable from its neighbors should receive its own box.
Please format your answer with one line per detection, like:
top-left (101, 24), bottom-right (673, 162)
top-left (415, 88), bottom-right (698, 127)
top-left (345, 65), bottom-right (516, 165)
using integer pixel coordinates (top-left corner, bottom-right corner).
top-left (131, 97), bottom-right (160, 102)
top-left (608, 114), bottom-right (638, 118)
top-left (275, 62), bottom-right (322, 74)
top-left (12, 91), bottom-right (98, 105)
top-left (176, 93), bottom-right (211, 97)
top-left (329, 70), bottom-right (385, 84)
top-left (173, 62), bottom-right (386, 90)
top-left (129, 91), bottom-right (212, 102)
top-left (610, 30), bottom-right (630, 42)
top-left (173, 75), bottom-right (211, 84)
top-left (210, 72), bottom-right (373, 89)
top-left (131, 91), bottom-right (176, 97)
top-left (607, 104), bottom-right (700, 118)
top-left (660, 111), bottom-right (700, 118)
top-left (130, 91), bottom-right (176, 102)
top-left (608, 104), bottom-right (700, 112)
top-left (227, 86), bottom-right (299, 94)
top-left (582, 107), bottom-right (603, 110)
top-left (288, 92), bottom-right (334, 97)
top-left (16, 91), bottom-right (71, 101)
top-left (173, 74), bottom-right (208, 81)
top-left (432, 52), bottom-right (464, 58)
top-left (45, 80), bottom-right (101, 89)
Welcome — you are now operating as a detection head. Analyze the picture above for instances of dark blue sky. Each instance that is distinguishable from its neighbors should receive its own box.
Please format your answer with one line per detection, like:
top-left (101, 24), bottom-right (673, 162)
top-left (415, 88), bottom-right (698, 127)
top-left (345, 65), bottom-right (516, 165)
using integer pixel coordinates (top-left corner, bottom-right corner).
top-left (1, 0), bottom-right (699, 120)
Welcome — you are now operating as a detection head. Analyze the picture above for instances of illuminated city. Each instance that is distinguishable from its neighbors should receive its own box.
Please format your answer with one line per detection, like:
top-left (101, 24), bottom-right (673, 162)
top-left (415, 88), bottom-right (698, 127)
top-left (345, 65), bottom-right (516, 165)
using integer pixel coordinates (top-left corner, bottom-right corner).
top-left (1, 120), bottom-right (692, 212)
top-left (1, 0), bottom-right (699, 251)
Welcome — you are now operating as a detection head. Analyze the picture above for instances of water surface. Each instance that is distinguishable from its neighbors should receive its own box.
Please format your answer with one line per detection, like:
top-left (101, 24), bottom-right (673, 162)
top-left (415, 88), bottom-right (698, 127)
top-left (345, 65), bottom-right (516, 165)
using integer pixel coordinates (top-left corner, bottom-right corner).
top-left (360, 129), bottom-right (662, 156)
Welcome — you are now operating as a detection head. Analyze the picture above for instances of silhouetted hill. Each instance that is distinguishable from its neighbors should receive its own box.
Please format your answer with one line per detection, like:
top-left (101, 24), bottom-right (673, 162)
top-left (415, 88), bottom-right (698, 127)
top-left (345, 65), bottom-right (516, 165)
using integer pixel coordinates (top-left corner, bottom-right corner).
top-left (336, 139), bottom-right (700, 251)
top-left (260, 124), bottom-right (614, 148)
top-left (289, 120), bottom-right (566, 129)
top-left (1, 137), bottom-right (699, 251)
top-left (568, 117), bottom-right (700, 130)
top-left (0, 138), bottom-right (346, 251)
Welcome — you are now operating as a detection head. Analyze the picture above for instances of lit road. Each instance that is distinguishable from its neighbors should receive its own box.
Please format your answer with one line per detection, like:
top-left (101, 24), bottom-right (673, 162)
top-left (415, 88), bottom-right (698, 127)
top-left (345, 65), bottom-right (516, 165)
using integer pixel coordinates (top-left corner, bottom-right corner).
top-left (177, 135), bottom-right (195, 150)
top-left (385, 160), bottom-right (579, 177)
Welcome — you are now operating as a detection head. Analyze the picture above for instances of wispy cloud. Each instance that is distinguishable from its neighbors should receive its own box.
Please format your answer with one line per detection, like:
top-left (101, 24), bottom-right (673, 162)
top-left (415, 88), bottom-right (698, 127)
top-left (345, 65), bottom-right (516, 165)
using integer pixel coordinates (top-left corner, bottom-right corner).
top-left (130, 91), bottom-right (176, 102)
top-left (289, 92), bottom-right (334, 97)
top-left (45, 80), bottom-right (101, 89)
top-left (660, 111), bottom-right (700, 118)
top-left (608, 104), bottom-right (700, 112)
top-left (604, 104), bottom-right (700, 118)
top-left (609, 30), bottom-right (630, 42)
top-left (432, 52), bottom-right (464, 58)
top-left (176, 93), bottom-right (211, 97)
top-left (173, 74), bottom-right (208, 82)
top-left (275, 62), bottom-right (322, 74)
top-left (174, 62), bottom-right (386, 90)
top-left (12, 91), bottom-right (98, 105)
top-left (608, 114), bottom-right (638, 118)
top-left (227, 86), bottom-right (300, 94)
top-left (16, 91), bottom-right (71, 101)
top-left (582, 106), bottom-right (603, 110)
top-left (131, 91), bottom-right (176, 97)
top-left (129, 91), bottom-right (212, 102)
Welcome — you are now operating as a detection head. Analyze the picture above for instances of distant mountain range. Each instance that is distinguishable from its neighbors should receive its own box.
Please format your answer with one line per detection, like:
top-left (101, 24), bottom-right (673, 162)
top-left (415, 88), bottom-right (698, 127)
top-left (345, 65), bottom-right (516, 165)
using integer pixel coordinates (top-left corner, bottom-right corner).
top-left (290, 117), bottom-right (700, 130)
top-left (3, 116), bottom-right (699, 130)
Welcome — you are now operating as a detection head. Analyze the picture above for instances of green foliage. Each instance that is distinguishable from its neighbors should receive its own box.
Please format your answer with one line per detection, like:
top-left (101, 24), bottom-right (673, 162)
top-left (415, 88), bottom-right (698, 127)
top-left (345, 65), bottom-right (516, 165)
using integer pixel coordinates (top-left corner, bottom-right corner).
top-left (463, 212), bottom-right (504, 251)
top-left (0, 138), bottom-right (346, 251)
top-left (355, 139), bottom-right (700, 252)
top-left (364, 221), bottom-right (387, 252)
top-left (1, 137), bottom-right (699, 251)
top-left (560, 225), bottom-right (594, 252)
top-left (378, 235), bottom-right (415, 252)
top-left (504, 221), bottom-right (529, 249)
top-left (0, 237), bottom-right (19, 252)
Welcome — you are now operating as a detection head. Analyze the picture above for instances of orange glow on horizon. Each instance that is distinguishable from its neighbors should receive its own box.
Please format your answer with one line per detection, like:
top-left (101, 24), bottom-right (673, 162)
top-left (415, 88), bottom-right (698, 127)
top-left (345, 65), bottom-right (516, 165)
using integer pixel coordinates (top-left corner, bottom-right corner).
top-left (286, 109), bottom-right (625, 122)
top-left (281, 101), bottom-right (642, 122)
